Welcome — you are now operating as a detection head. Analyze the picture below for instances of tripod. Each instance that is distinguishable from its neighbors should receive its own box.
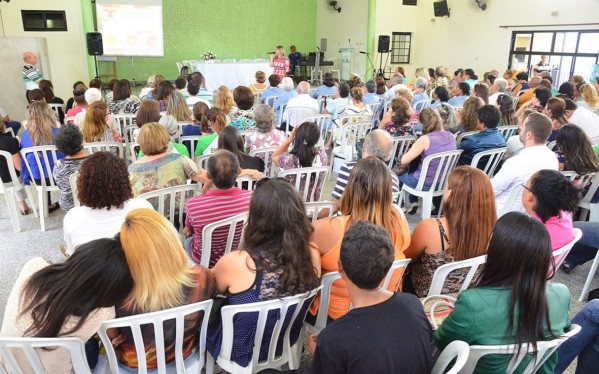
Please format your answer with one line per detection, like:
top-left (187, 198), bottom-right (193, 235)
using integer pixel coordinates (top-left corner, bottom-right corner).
top-left (376, 51), bottom-right (391, 79)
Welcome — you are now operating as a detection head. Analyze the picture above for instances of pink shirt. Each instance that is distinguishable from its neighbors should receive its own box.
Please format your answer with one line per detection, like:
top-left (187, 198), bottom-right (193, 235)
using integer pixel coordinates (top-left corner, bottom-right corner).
top-left (66, 106), bottom-right (84, 118)
top-left (185, 187), bottom-right (252, 267)
top-left (532, 211), bottom-right (574, 251)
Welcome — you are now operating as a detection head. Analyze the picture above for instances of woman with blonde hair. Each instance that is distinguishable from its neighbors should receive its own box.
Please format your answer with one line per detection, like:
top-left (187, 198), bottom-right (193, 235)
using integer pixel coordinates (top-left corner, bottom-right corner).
top-left (20, 101), bottom-right (63, 211)
top-left (159, 90), bottom-right (192, 136)
top-left (128, 123), bottom-right (207, 196)
top-left (456, 96), bottom-right (484, 133)
top-left (214, 85), bottom-right (237, 116)
top-left (404, 166), bottom-right (496, 296)
top-left (81, 101), bottom-right (122, 143)
top-left (578, 83), bottom-right (599, 111)
top-left (310, 157), bottom-right (411, 320)
top-left (414, 67), bottom-right (431, 83)
top-left (109, 208), bottom-right (217, 370)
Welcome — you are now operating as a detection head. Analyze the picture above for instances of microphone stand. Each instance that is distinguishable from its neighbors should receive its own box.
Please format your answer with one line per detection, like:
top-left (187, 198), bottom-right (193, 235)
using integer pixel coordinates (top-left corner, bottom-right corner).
top-left (362, 52), bottom-right (376, 80)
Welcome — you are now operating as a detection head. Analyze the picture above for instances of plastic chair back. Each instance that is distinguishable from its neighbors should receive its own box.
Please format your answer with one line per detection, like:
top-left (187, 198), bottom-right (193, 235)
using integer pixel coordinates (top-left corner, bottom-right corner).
top-left (413, 99), bottom-right (432, 113)
top-left (333, 121), bottom-right (373, 162)
top-left (179, 135), bottom-right (201, 159)
top-left (304, 201), bottom-right (335, 222)
top-left (432, 340), bottom-right (470, 374)
top-left (389, 136), bottom-right (417, 169)
top-left (200, 212), bottom-right (249, 267)
top-left (138, 184), bottom-right (199, 237)
top-left (549, 228), bottom-right (582, 277)
top-left (470, 147), bottom-right (507, 177)
top-left (69, 171), bottom-right (80, 208)
top-left (462, 324), bottom-right (581, 374)
top-left (235, 175), bottom-right (259, 190)
top-left (499, 183), bottom-right (526, 217)
top-left (113, 114), bottom-right (136, 138)
top-left (209, 289), bottom-right (319, 374)
top-left (282, 106), bottom-right (318, 135)
top-left (83, 141), bottom-right (126, 159)
top-left (0, 150), bottom-right (38, 232)
top-left (97, 300), bottom-right (214, 374)
top-left (249, 146), bottom-right (278, 178)
top-left (498, 125), bottom-right (519, 141)
top-left (278, 166), bottom-right (330, 202)
top-left (303, 114), bottom-right (333, 145)
top-left (381, 258), bottom-right (412, 292)
top-left (196, 154), bottom-right (211, 170)
top-left (456, 131), bottom-right (480, 143)
top-left (428, 255), bottom-right (487, 296)
top-left (265, 95), bottom-right (278, 108)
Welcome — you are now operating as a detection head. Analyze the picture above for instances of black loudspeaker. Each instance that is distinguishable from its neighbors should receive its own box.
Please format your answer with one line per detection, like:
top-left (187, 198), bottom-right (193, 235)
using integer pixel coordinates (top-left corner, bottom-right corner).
top-left (378, 35), bottom-right (390, 53)
top-left (86, 32), bottom-right (104, 56)
top-left (403, 0), bottom-right (417, 5)
top-left (434, 0), bottom-right (450, 17)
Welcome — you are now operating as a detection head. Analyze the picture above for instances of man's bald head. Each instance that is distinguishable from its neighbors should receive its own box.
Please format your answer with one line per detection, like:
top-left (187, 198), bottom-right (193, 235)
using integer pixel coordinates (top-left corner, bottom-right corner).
top-left (297, 81), bottom-right (310, 94)
top-left (530, 76), bottom-right (542, 88)
top-left (23, 52), bottom-right (37, 64)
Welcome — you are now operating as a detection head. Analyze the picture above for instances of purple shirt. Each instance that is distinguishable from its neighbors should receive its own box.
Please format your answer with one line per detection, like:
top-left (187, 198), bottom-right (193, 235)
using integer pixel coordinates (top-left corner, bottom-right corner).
top-left (413, 130), bottom-right (457, 185)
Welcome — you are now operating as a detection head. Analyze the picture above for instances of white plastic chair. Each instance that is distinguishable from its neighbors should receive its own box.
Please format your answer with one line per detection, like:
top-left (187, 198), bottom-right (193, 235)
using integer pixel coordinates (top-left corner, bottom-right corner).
top-left (577, 173), bottom-right (599, 221)
top-left (470, 147), bottom-right (507, 177)
top-left (252, 92), bottom-right (263, 109)
top-left (199, 212), bottom-right (249, 267)
top-left (206, 289), bottom-right (319, 374)
top-left (83, 141), bottom-right (126, 160)
top-left (249, 146), bottom-right (278, 178)
top-left (20, 145), bottom-right (62, 231)
top-left (427, 255), bottom-right (487, 297)
top-left (179, 135), bottom-right (201, 160)
top-left (366, 102), bottom-right (382, 121)
top-left (332, 121), bottom-right (373, 167)
top-left (176, 61), bottom-right (183, 75)
top-left (498, 125), bottom-right (519, 141)
top-left (381, 258), bottom-right (412, 292)
top-left (431, 340), bottom-right (470, 374)
top-left (462, 324), bottom-right (581, 374)
top-left (278, 166), bottom-right (330, 202)
top-left (138, 184), bottom-right (198, 239)
top-left (48, 103), bottom-right (64, 121)
top-left (264, 95), bottom-right (278, 108)
top-left (580, 249), bottom-right (599, 301)
top-left (303, 114), bottom-right (332, 145)
top-left (129, 142), bottom-right (141, 161)
top-left (97, 300), bottom-right (214, 374)
top-left (235, 175), bottom-right (259, 190)
top-left (456, 131), bottom-right (480, 143)
top-left (389, 135), bottom-right (417, 169)
top-left (69, 171), bottom-right (80, 208)
top-left (304, 201), bottom-right (336, 222)
top-left (0, 336), bottom-right (91, 374)
top-left (196, 154), bottom-right (211, 169)
top-left (398, 149), bottom-right (463, 220)
top-left (113, 114), bottom-right (136, 138)
top-left (498, 183), bottom-right (526, 217)
top-left (562, 171), bottom-right (598, 189)
top-left (282, 106), bottom-right (318, 135)
top-left (412, 99), bottom-right (432, 113)
top-left (181, 60), bottom-right (193, 71)
top-left (0, 150), bottom-right (38, 232)
top-left (122, 124), bottom-right (138, 162)
top-left (549, 228), bottom-right (582, 277)
top-left (275, 103), bottom-right (288, 129)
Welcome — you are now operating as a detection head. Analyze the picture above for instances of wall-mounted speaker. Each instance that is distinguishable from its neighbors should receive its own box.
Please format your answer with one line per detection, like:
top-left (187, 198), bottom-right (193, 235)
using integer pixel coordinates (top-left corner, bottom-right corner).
top-left (378, 35), bottom-right (390, 53)
top-left (403, 0), bottom-right (417, 5)
top-left (321, 38), bottom-right (328, 52)
top-left (86, 32), bottom-right (104, 56)
top-left (434, 0), bottom-right (450, 17)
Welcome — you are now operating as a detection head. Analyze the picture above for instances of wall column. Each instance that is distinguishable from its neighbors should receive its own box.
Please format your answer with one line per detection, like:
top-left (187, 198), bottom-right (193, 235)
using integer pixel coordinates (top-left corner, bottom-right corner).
top-left (80, 0), bottom-right (96, 80)
top-left (366, 0), bottom-right (377, 79)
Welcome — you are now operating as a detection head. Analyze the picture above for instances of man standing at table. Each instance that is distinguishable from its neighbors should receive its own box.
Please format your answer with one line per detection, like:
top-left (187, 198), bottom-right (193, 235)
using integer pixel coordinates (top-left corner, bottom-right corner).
top-left (22, 52), bottom-right (44, 102)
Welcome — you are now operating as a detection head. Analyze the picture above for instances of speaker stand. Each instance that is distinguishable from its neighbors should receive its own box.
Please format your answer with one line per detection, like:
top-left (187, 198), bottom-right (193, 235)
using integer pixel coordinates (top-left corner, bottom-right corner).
top-left (93, 55), bottom-right (100, 80)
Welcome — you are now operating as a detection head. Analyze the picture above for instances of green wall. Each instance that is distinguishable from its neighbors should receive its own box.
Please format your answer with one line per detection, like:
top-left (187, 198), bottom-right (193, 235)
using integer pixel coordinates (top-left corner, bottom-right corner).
top-left (84, 0), bottom-right (317, 81)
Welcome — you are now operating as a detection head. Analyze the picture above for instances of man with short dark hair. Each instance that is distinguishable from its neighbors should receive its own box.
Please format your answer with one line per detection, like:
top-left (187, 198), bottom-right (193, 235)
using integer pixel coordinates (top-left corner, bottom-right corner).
top-left (310, 221), bottom-right (433, 373)
top-left (323, 82), bottom-right (351, 115)
top-left (186, 81), bottom-right (202, 106)
top-left (491, 112), bottom-right (558, 212)
top-left (363, 80), bottom-right (379, 104)
top-left (184, 150), bottom-right (252, 266)
top-left (186, 71), bottom-right (213, 103)
top-left (448, 82), bottom-right (470, 107)
top-left (261, 74), bottom-right (283, 105)
top-left (458, 105), bottom-right (506, 165)
top-left (288, 45), bottom-right (302, 75)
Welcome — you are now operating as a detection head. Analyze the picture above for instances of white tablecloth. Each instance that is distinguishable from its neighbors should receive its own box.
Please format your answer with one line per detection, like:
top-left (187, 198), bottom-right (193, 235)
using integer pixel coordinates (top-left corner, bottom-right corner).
top-left (191, 62), bottom-right (273, 91)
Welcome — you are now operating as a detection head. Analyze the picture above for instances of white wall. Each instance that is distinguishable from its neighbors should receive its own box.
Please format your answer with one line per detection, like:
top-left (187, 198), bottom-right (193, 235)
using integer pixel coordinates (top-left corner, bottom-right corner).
top-left (375, 0), bottom-right (599, 80)
top-left (316, 0), bottom-right (368, 79)
top-left (0, 1), bottom-right (88, 117)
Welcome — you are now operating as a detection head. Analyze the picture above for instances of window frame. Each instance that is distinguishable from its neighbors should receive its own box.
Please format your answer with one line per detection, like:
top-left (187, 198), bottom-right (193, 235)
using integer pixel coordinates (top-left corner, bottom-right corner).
top-left (21, 10), bottom-right (68, 32)
top-left (391, 32), bottom-right (412, 64)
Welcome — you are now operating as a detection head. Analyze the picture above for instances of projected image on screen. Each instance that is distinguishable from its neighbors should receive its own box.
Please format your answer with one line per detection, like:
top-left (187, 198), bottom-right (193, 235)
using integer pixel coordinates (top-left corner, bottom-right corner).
top-left (97, 0), bottom-right (164, 57)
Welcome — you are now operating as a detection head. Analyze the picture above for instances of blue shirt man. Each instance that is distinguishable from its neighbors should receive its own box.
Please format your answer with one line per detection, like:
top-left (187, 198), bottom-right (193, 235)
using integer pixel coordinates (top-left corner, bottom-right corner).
top-left (261, 74), bottom-right (284, 106)
top-left (448, 82), bottom-right (471, 107)
top-left (458, 104), bottom-right (507, 166)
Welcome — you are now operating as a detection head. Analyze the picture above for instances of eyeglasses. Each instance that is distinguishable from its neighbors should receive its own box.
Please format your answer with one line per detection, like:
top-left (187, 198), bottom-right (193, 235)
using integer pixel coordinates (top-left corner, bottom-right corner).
top-left (521, 182), bottom-right (532, 192)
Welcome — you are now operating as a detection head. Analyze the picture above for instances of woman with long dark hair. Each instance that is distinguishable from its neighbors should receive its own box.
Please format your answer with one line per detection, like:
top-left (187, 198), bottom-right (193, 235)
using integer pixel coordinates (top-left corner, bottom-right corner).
top-left (404, 166), bottom-right (496, 297)
top-left (556, 124), bottom-right (599, 179)
top-left (429, 86), bottom-right (450, 109)
top-left (496, 94), bottom-right (517, 127)
top-left (544, 97), bottom-right (569, 142)
top-left (0, 238), bottom-right (133, 372)
top-left (38, 79), bottom-right (65, 123)
top-left (434, 212), bottom-right (571, 373)
top-left (380, 97), bottom-right (414, 136)
top-left (218, 125), bottom-right (264, 172)
top-left (207, 178), bottom-right (320, 368)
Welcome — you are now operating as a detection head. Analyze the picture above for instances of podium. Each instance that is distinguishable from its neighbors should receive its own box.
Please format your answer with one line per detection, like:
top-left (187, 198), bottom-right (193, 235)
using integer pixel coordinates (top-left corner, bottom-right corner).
top-left (339, 48), bottom-right (354, 81)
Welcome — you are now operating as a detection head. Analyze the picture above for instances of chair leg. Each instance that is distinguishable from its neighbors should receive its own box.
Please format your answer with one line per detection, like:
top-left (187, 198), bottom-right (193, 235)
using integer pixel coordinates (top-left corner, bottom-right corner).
top-left (205, 353), bottom-right (215, 374)
top-left (26, 186), bottom-right (38, 218)
top-left (421, 195), bottom-right (432, 220)
top-left (5, 189), bottom-right (21, 232)
top-left (39, 189), bottom-right (47, 232)
top-left (580, 207), bottom-right (590, 221)
top-left (579, 251), bottom-right (599, 302)
top-left (589, 205), bottom-right (599, 222)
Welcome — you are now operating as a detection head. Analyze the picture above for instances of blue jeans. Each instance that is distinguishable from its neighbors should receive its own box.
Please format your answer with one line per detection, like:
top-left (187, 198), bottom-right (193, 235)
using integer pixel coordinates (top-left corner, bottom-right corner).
top-left (556, 299), bottom-right (599, 373)
top-left (565, 222), bottom-right (599, 268)
top-left (397, 173), bottom-right (442, 209)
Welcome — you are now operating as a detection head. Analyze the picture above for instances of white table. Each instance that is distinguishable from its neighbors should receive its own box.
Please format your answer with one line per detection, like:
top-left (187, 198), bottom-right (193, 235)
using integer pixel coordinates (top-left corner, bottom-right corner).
top-left (191, 61), bottom-right (273, 91)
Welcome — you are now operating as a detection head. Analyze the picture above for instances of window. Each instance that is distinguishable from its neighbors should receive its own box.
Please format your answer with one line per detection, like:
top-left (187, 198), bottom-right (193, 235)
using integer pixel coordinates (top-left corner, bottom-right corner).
top-left (508, 29), bottom-right (599, 86)
top-left (391, 32), bottom-right (412, 64)
top-left (22, 10), bottom-right (67, 32)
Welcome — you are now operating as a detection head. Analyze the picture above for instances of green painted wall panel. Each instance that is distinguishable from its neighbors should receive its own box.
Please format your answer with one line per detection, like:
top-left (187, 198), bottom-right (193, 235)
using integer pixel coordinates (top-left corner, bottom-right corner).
top-left (97, 0), bottom-right (316, 82)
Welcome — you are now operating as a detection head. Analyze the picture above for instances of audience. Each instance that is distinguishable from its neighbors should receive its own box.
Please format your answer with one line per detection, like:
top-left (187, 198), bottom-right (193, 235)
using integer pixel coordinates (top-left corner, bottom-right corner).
top-left (0, 120), bottom-right (30, 215)
top-left (383, 73), bottom-right (407, 100)
top-left (260, 74), bottom-right (283, 105)
top-left (516, 86), bottom-right (552, 117)
top-left (375, 75), bottom-right (387, 96)
top-left (564, 98), bottom-right (599, 139)
top-left (511, 71), bottom-right (530, 95)
top-left (447, 82), bottom-right (470, 107)
top-left (436, 102), bottom-right (459, 133)
top-left (427, 66), bottom-right (448, 95)
top-left (578, 84), bottom-right (599, 112)
top-left (182, 101), bottom-right (209, 136)
top-left (112, 208), bottom-right (217, 370)
top-left (20, 101), bottom-right (63, 212)
top-left (274, 77), bottom-right (298, 123)
top-left (194, 107), bottom-right (227, 157)
top-left (159, 90), bottom-right (192, 137)
top-left (310, 221), bottom-right (433, 373)
top-left (108, 79), bottom-right (141, 115)
top-left (489, 77), bottom-right (509, 105)
top-left (185, 81), bottom-right (203, 106)
top-left (545, 97), bottom-right (569, 142)
top-left (492, 112), bottom-right (557, 213)
top-left (245, 104), bottom-right (287, 153)
top-left (462, 68), bottom-right (478, 89)
top-left (229, 86), bottom-right (256, 130)
top-left (142, 74), bottom-right (164, 101)
top-left (128, 123), bottom-right (206, 196)
top-left (558, 81), bottom-right (575, 100)
top-left (0, 105), bottom-right (22, 135)
top-left (311, 157), bottom-right (410, 320)
top-left (458, 104), bottom-right (506, 165)
top-left (518, 76), bottom-right (542, 109)
top-left (473, 82), bottom-right (490, 104)
top-left (81, 101), bottom-right (122, 143)
top-left (404, 166), bottom-right (495, 297)
top-left (496, 93), bottom-right (517, 126)
top-left (249, 70), bottom-right (267, 93)
top-left (218, 126), bottom-right (264, 172)
top-left (53, 124), bottom-right (89, 212)
top-left (105, 78), bottom-right (119, 102)
top-left (412, 77), bottom-right (429, 106)
top-left (155, 80), bottom-right (173, 112)
top-left (184, 150), bottom-right (253, 266)
top-left (38, 79), bottom-right (65, 123)
top-left (207, 178), bottom-right (320, 367)
top-left (379, 97), bottom-right (414, 136)
top-left (312, 72), bottom-right (337, 99)
top-left (65, 81), bottom-right (85, 112)
top-left (429, 86), bottom-right (450, 109)
top-left (0, 238), bottom-right (133, 372)
top-left (556, 299), bottom-right (599, 373)
top-left (287, 80), bottom-right (319, 115)
top-left (323, 82), bottom-right (351, 117)
top-left (65, 88), bottom-right (88, 119)
top-left (434, 212), bottom-right (571, 374)
top-left (187, 72), bottom-right (214, 103)
top-left (63, 151), bottom-right (152, 253)
top-left (398, 108), bottom-right (457, 214)
top-left (456, 96), bottom-right (484, 133)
